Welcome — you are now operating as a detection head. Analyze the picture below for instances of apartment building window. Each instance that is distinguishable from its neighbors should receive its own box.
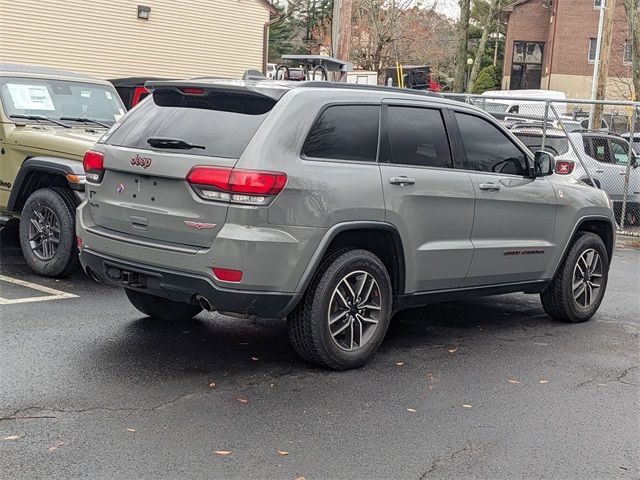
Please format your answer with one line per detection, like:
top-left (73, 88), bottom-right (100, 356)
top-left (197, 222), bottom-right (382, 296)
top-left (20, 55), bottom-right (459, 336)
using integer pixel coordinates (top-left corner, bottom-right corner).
top-left (589, 38), bottom-right (598, 62)
top-left (594, 0), bottom-right (602, 7)
top-left (624, 39), bottom-right (632, 65)
top-left (510, 41), bottom-right (544, 90)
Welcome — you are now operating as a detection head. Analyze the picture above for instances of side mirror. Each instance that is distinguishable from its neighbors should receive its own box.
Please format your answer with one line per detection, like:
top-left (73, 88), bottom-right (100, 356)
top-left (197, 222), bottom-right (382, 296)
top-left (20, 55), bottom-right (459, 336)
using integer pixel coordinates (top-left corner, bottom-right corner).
top-left (631, 151), bottom-right (639, 168)
top-left (534, 150), bottom-right (555, 176)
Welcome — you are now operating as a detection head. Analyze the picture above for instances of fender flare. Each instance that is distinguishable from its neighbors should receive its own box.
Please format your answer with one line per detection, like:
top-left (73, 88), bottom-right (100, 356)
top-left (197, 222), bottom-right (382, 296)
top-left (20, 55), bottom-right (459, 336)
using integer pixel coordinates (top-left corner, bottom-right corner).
top-left (7, 157), bottom-right (86, 211)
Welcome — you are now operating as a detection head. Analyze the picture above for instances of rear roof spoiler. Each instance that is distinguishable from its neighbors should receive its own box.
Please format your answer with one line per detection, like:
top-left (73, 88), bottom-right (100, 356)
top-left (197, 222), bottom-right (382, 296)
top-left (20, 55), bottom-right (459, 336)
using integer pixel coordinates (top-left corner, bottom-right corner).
top-left (145, 79), bottom-right (291, 101)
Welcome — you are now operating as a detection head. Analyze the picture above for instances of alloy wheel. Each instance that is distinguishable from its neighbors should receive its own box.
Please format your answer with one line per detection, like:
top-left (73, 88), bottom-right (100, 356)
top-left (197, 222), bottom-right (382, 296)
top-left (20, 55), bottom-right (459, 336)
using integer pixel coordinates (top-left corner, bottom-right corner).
top-left (327, 270), bottom-right (381, 351)
top-left (28, 205), bottom-right (60, 261)
top-left (572, 248), bottom-right (602, 309)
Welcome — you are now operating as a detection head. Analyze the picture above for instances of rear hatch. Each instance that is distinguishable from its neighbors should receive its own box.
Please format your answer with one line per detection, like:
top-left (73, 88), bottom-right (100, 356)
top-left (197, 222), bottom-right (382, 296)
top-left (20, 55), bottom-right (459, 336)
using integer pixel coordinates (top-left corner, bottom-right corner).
top-left (86, 82), bottom-right (283, 249)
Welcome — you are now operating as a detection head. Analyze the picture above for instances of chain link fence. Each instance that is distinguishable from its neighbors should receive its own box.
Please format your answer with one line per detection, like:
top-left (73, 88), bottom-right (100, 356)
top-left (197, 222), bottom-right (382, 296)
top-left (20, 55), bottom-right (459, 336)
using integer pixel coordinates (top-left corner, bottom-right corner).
top-left (442, 93), bottom-right (640, 236)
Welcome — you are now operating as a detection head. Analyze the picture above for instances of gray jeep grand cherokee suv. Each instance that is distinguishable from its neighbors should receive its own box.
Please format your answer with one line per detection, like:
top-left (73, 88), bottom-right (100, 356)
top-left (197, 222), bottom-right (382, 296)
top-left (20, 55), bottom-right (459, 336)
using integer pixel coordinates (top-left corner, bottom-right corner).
top-left (76, 80), bottom-right (616, 369)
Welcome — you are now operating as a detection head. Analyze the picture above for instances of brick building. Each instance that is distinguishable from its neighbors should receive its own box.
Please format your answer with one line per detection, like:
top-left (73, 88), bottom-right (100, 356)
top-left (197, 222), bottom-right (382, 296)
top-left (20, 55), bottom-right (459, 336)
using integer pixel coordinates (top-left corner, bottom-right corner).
top-left (502, 0), bottom-right (635, 99)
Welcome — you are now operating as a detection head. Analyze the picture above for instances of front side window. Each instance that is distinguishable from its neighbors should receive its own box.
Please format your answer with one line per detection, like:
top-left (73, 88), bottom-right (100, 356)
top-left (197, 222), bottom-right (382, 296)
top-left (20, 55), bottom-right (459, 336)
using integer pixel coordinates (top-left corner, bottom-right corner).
top-left (0, 77), bottom-right (126, 126)
top-left (303, 105), bottom-right (380, 162)
top-left (610, 139), bottom-right (632, 165)
top-left (386, 106), bottom-right (452, 168)
top-left (455, 112), bottom-right (529, 176)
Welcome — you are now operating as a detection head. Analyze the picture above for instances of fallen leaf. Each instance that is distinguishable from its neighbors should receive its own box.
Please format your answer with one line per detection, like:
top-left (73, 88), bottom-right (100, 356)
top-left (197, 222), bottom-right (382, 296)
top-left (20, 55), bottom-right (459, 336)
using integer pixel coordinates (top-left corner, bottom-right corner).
top-left (3, 435), bottom-right (20, 441)
top-left (395, 362), bottom-right (404, 366)
top-left (214, 450), bottom-right (232, 456)
top-left (293, 477), bottom-right (306, 480)
top-left (208, 382), bottom-right (216, 389)
top-left (539, 380), bottom-right (549, 384)
top-left (462, 404), bottom-right (473, 408)
top-left (406, 408), bottom-right (417, 413)
top-left (277, 450), bottom-right (289, 456)
top-left (126, 428), bottom-right (136, 433)
top-left (237, 397), bottom-right (249, 405)
top-left (507, 379), bottom-right (521, 384)
top-left (447, 346), bottom-right (459, 353)
top-left (47, 441), bottom-right (64, 452)
top-left (251, 356), bottom-right (259, 361)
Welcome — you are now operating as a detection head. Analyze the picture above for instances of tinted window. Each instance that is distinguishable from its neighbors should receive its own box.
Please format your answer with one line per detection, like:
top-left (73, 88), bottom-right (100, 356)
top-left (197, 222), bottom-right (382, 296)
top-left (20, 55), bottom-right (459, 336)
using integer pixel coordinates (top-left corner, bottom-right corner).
top-left (386, 106), bottom-right (452, 168)
top-left (456, 112), bottom-right (529, 176)
top-left (106, 92), bottom-right (271, 158)
top-left (303, 105), bottom-right (379, 162)
top-left (585, 137), bottom-right (611, 163)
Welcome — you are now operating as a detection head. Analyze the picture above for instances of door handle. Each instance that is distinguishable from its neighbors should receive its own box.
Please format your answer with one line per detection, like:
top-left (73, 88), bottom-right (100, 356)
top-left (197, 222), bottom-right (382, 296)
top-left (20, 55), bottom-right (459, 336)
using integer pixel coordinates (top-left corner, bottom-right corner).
top-left (619, 171), bottom-right (628, 175)
top-left (595, 169), bottom-right (604, 173)
top-left (389, 176), bottom-right (415, 186)
top-left (478, 183), bottom-right (500, 192)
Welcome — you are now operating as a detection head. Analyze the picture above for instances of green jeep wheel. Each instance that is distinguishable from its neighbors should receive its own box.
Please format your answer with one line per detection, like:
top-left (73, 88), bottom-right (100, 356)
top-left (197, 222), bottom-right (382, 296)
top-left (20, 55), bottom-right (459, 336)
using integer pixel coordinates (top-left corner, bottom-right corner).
top-left (19, 187), bottom-right (79, 278)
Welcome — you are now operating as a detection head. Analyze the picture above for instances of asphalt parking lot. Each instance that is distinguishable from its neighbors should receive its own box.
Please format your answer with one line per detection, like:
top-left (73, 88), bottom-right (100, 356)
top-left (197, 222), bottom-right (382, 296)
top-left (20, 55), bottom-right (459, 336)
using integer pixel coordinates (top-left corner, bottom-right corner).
top-left (1, 229), bottom-right (639, 480)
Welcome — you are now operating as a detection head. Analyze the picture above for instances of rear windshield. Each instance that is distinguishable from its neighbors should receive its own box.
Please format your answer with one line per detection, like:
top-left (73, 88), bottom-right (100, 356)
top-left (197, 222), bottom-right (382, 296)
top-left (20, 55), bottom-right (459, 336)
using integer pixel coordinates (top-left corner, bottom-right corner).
top-left (105, 89), bottom-right (274, 158)
top-left (513, 132), bottom-right (570, 156)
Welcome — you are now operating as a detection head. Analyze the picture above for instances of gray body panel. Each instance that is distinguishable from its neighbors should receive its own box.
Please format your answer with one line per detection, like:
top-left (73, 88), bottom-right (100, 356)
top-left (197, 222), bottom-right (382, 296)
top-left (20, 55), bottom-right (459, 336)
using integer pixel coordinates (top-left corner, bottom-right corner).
top-left (76, 80), bottom-right (616, 316)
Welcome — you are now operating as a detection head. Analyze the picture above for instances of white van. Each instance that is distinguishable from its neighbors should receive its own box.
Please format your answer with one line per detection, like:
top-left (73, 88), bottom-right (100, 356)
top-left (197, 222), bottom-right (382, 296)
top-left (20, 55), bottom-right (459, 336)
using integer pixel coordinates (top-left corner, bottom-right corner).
top-left (480, 89), bottom-right (567, 116)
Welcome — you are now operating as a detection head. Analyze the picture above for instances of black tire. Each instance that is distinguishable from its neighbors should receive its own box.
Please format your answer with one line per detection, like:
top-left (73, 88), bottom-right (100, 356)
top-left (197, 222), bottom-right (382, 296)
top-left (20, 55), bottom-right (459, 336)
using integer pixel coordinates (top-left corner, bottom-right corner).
top-left (287, 249), bottom-right (393, 370)
top-left (125, 289), bottom-right (202, 321)
top-left (19, 187), bottom-right (79, 278)
top-left (540, 232), bottom-right (609, 323)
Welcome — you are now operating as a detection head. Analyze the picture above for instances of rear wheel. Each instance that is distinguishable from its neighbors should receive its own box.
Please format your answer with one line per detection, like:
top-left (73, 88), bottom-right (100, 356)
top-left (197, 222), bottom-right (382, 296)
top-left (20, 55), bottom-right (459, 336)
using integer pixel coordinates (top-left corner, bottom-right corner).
top-left (19, 187), bottom-right (79, 277)
top-left (540, 232), bottom-right (609, 323)
top-left (125, 289), bottom-right (202, 321)
top-left (287, 249), bottom-right (393, 370)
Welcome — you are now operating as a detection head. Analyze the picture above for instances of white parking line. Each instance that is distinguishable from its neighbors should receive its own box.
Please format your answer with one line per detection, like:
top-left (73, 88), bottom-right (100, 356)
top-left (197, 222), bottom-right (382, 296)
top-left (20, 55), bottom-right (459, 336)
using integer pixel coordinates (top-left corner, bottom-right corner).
top-left (0, 274), bottom-right (78, 305)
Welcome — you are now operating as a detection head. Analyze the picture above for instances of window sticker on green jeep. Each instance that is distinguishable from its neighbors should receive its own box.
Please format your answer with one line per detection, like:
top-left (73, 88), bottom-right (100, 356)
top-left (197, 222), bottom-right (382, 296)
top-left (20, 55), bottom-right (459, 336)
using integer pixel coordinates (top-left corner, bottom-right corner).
top-left (6, 84), bottom-right (55, 110)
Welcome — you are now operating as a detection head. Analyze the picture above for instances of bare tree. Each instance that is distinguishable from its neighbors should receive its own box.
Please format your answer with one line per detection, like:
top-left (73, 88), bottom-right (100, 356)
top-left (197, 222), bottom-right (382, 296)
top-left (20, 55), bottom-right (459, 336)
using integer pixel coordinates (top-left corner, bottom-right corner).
top-left (453, 0), bottom-right (471, 92)
top-left (467, 0), bottom-right (499, 92)
top-left (623, 0), bottom-right (640, 99)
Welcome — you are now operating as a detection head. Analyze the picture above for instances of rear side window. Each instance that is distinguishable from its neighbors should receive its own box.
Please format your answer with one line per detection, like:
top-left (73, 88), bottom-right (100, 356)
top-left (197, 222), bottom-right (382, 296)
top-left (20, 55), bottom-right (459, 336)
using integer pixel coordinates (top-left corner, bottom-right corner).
top-left (303, 105), bottom-right (380, 162)
top-left (455, 112), bottom-right (529, 176)
top-left (585, 137), bottom-right (612, 163)
top-left (386, 106), bottom-right (452, 168)
top-left (514, 133), bottom-right (570, 156)
top-left (106, 90), bottom-right (273, 158)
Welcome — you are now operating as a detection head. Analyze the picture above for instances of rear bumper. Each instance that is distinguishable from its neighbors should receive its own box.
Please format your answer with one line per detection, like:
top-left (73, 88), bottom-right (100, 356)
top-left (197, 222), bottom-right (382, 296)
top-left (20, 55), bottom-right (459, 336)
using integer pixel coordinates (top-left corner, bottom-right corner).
top-left (79, 248), bottom-right (296, 318)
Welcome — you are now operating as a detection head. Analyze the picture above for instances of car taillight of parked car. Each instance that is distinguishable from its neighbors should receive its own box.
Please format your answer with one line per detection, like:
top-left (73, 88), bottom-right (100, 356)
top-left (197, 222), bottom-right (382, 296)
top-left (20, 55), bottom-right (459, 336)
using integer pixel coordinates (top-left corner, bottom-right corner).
top-left (83, 150), bottom-right (105, 182)
top-left (555, 160), bottom-right (575, 175)
top-left (186, 166), bottom-right (287, 205)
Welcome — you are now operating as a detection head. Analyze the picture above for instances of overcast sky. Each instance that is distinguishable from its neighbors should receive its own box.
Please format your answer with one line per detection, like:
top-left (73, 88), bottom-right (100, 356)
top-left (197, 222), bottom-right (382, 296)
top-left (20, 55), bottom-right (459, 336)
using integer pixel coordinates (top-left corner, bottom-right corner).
top-left (435, 0), bottom-right (460, 18)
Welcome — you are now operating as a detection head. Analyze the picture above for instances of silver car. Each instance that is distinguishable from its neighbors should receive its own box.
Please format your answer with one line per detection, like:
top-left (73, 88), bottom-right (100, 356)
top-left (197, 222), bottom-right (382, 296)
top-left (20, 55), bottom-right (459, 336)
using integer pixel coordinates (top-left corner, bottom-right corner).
top-left (514, 127), bottom-right (639, 225)
top-left (77, 80), bottom-right (616, 369)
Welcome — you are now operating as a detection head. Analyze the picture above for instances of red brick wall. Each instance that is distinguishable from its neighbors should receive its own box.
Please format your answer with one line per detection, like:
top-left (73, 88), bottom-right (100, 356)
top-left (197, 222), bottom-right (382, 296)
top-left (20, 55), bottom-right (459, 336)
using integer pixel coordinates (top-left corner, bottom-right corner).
top-left (504, 0), bottom-right (632, 85)
top-left (503, 0), bottom-right (551, 80)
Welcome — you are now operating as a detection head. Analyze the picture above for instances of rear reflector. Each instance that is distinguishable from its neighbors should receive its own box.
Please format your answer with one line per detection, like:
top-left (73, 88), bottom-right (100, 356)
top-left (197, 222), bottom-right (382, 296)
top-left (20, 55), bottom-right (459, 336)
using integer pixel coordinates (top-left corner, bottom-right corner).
top-left (213, 267), bottom-right (243, 282)
top-left (187, 166), bottom-right (287, 205)
top-left (83, 150), bottom-right (105, 182)
top-left (76, 236), bottom-right (84, 249)
top-left (555, 160), bottom-right (575, 175)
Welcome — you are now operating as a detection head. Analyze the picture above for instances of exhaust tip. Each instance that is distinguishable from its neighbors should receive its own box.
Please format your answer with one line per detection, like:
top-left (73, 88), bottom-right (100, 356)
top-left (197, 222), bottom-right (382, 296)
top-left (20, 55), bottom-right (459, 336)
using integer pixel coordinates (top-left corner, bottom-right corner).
top-left (86, 268), bottom-right (102, 283)
top-left (196, 295), bottom-right (214, 311)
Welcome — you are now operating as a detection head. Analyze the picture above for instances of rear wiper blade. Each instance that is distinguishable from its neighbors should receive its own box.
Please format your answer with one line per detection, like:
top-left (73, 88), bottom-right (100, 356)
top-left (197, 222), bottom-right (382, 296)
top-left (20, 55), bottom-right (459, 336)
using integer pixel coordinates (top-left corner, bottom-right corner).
top-left (10, 114), bottom-right (71, 128)
top-left (147, 137), bottom-right (206, 150)
top-left (60, 116), bottom-right (110, 128)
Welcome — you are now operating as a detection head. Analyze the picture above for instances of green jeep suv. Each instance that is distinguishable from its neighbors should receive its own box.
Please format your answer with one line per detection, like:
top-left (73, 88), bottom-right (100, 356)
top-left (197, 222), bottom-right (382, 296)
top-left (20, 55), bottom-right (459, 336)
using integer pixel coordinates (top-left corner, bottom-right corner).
top-left (0, 64), bottom-right (126, 276)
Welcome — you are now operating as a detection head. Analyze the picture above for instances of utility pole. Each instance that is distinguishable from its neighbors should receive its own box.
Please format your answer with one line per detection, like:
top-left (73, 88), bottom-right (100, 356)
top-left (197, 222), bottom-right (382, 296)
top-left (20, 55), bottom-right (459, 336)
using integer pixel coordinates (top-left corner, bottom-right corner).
top-left (453, 0), bottom-right (472, 92)
top-left (493, 0), bottom-right (501, 67)
top-left (332, 0), bottom-right (352, 81)
top-left (592, 0), bottom-right (617, 129)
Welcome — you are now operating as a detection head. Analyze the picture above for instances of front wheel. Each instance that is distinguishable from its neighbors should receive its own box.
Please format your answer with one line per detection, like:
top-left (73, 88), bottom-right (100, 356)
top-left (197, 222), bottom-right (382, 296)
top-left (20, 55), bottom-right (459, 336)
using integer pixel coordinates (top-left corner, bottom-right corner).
top-left (540, 232), bottom-right (609, 323)
top-left (287, 249), bottom-right (393, 370)
top-left (19, 187), bottom-right (79, 277)
top-left (125, 289), bottom-right (202, 321)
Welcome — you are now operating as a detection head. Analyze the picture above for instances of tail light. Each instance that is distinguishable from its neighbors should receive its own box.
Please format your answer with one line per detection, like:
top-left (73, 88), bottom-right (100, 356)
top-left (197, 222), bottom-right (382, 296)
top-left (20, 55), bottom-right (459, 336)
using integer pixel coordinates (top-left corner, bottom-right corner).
top-left (555, 160), bottom-right (575, 175)
top-left (83, 150), bottom-right (105, 183)
top-left (187, 167), bottom-right (287, 205)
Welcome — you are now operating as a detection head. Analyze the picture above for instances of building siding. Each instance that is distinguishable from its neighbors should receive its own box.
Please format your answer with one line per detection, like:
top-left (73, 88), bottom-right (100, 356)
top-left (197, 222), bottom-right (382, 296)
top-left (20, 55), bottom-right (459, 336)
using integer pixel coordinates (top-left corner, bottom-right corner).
top-left (0, 0), bottom-right (271, 79)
